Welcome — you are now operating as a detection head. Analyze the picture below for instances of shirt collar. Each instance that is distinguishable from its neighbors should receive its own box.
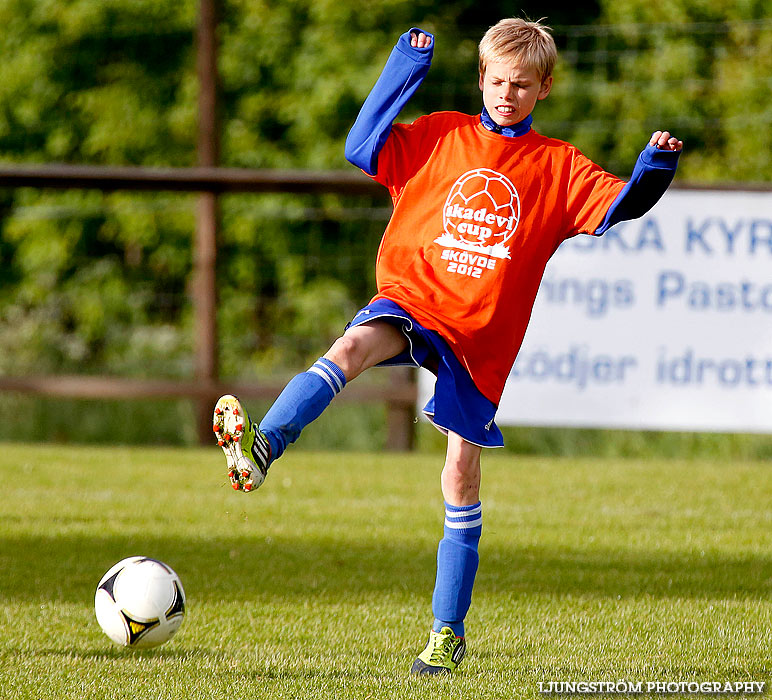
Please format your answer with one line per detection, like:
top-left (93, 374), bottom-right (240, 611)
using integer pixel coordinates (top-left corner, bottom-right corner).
top-left (480, 107), bottom-right (532, 137)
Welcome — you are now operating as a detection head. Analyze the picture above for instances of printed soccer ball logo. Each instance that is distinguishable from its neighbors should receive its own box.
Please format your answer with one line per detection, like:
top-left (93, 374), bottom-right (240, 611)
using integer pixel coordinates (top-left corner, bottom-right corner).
top-left (439, 168), bottom-right (520, 258)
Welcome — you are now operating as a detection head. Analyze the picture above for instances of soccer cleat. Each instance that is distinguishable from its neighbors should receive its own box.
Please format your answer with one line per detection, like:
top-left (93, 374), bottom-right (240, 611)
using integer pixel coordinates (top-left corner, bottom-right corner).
top-left (213, 394), bottom-right (271, 493)
top-left (410, 626), bottom-right (466, 676)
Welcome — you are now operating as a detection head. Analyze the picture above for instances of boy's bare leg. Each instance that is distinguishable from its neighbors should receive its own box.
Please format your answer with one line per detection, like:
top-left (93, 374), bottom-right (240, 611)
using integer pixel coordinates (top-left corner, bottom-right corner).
top-left (413, 432), bottom-right (482, 675)
top-left (441, 432), bottom-right (482, 506)
top-left (324, 320), bottom-right (409, 381)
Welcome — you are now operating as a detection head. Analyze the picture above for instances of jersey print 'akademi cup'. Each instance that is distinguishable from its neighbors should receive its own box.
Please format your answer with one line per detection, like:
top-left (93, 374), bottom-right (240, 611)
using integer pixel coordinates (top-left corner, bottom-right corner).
top-left (370, 111), bottom-right (626, 404)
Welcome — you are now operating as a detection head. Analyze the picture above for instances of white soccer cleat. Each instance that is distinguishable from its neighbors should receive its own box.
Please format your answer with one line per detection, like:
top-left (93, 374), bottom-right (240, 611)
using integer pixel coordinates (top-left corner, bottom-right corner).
top-left (213, 394), bottom-right (271, 493)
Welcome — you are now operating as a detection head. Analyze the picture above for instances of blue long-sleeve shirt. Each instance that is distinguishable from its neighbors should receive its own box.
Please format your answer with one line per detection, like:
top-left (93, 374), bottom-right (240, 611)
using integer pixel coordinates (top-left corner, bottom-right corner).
top-left (345, 28), bottom-right (681, 234)
top-left (345, 28), bottom-right (434, 176)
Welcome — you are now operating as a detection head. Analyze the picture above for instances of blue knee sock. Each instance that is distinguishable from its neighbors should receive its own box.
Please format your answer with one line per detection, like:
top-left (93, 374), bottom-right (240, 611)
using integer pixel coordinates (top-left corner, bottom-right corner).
top-left (259, 358), bottom-right (346, 462)
top-left (431, 501), bottom-right (482, 638)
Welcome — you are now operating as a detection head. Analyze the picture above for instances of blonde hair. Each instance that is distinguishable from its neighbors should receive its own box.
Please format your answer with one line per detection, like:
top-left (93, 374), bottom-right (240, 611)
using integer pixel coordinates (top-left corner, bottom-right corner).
top-left (478, 18), bottom-right (557, 82)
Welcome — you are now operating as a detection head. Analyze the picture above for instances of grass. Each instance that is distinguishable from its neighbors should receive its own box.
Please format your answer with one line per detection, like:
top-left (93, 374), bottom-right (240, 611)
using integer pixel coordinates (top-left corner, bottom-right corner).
top-left (0, 444), bottom-right (770, 699)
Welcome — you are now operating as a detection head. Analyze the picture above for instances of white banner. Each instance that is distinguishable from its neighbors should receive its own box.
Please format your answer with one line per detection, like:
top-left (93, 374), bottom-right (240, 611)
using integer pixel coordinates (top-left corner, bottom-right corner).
top-left (420, 188), bottom-right (772, 433)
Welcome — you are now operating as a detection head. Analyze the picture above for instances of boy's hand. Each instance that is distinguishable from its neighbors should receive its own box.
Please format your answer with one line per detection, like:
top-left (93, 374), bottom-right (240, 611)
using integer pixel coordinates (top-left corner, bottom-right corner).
top-left (650, 130), bottom-right (683, 151)
top-left (410, 31), bottom-right (432, 49)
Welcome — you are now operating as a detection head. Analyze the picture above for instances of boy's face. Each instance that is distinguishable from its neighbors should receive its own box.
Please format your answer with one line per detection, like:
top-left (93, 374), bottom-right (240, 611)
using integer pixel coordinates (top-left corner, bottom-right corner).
top-left (479, 60), bottom-right (553, 128)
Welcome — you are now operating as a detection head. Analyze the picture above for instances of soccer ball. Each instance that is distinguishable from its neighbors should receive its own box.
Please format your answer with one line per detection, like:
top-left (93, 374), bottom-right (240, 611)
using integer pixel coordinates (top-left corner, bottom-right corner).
top-left (94, 556), bottom-right (186, 649)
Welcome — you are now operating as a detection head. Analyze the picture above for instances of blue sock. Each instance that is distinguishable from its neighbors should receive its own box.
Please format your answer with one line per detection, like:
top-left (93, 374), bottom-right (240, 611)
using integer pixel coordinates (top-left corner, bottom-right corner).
top-left (431, 501), bottom-right (482, 638)
top-left (259, 358), bottom-right (346, 462)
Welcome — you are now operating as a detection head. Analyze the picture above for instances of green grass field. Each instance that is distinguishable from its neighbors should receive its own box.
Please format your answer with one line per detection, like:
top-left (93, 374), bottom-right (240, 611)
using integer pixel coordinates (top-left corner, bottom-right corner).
top-left (1, 443), bottom-right (770, 699)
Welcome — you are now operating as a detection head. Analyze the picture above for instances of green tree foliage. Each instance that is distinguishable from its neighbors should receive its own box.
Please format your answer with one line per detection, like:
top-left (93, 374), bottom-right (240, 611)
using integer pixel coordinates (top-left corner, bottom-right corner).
top-left (0, 0), bottom-right (198, 377)
top-left (0, 0), bottom-right (198, 166)
top-left (0, 0), bottom-right (770, 384)
top-left (545, 0), bottom-right (772, 179)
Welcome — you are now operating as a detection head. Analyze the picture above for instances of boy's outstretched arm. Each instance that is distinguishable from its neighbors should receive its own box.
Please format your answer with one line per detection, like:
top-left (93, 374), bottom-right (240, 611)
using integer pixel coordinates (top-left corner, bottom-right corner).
top-left (595, 130), bottom-right (683, 235)
top-left (344, 28), bottom-right (434, 176)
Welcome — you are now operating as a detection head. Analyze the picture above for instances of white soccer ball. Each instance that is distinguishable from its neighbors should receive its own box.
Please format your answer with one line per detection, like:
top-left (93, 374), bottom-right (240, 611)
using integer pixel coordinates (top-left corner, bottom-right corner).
top-left (94, 556), bottom-right (186, 649)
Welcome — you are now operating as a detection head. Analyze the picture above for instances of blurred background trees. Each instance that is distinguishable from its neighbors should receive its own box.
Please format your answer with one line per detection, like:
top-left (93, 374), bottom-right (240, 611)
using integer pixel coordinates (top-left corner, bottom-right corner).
top-left (0, 0), bottom-right (770, 445)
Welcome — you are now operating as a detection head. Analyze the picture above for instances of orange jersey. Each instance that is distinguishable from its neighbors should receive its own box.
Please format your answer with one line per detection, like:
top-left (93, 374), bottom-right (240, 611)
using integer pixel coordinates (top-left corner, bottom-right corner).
top-left (370, 111), bottom-right (626, 404)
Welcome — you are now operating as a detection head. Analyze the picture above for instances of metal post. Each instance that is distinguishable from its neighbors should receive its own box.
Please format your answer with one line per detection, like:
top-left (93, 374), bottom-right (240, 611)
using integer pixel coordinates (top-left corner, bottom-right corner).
top-left (194, 0), bottom-right (220, 443)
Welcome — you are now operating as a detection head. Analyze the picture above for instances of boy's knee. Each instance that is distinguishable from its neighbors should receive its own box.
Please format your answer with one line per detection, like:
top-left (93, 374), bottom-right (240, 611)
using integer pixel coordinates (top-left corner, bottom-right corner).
top-left (443, 455), bottom-right (479, 482)
top-left (326, 334), bottom-right (363, 380)
top-left (325, 322), bottom-right (408, 381)
top-left (441, 452), bottom-right (481, 505)
top-left (329, 333), bottom-right (355, 358)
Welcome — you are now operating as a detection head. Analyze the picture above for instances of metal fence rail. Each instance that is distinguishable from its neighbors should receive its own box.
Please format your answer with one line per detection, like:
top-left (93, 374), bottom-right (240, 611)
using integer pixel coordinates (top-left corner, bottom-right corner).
top-left (0, 163), bottom-right (382, 195)
top-left (0, 372), bottom-right (416, 403)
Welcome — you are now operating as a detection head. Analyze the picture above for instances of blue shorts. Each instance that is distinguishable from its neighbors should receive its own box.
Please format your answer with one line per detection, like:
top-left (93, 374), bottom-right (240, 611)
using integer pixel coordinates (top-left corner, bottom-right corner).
top-left (347, 299), bottom-right (504, 448)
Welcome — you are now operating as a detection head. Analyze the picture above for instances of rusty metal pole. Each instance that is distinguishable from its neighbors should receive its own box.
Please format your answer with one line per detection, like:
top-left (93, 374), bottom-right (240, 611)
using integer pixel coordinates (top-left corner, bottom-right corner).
top-left (194, 0), bottom-right (220, 444)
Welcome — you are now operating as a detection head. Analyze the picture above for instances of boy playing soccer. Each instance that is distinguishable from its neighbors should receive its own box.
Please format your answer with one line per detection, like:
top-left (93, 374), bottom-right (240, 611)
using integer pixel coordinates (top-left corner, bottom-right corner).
top-left (213, 18), bottom-right (682, 675)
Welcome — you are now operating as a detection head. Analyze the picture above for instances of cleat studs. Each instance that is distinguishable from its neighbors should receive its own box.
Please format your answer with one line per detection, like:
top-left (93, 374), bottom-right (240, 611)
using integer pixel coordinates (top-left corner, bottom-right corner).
top-left (233, 408), bottom-right (239, 416)
top-left (244, 484), bottom-right (252, 492)
top-left (213, 423), bottom-right (220, 433)
top-left (232, 482), bottom-right (240, 490)
top-left (241, 470), bottom-right (250, 479)
top-left (235, 423), bottom-right (243, 432)
top-left (215, 407), bottom-right (223, 415)
top-left (217, 440), bottom-right (224, 446)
